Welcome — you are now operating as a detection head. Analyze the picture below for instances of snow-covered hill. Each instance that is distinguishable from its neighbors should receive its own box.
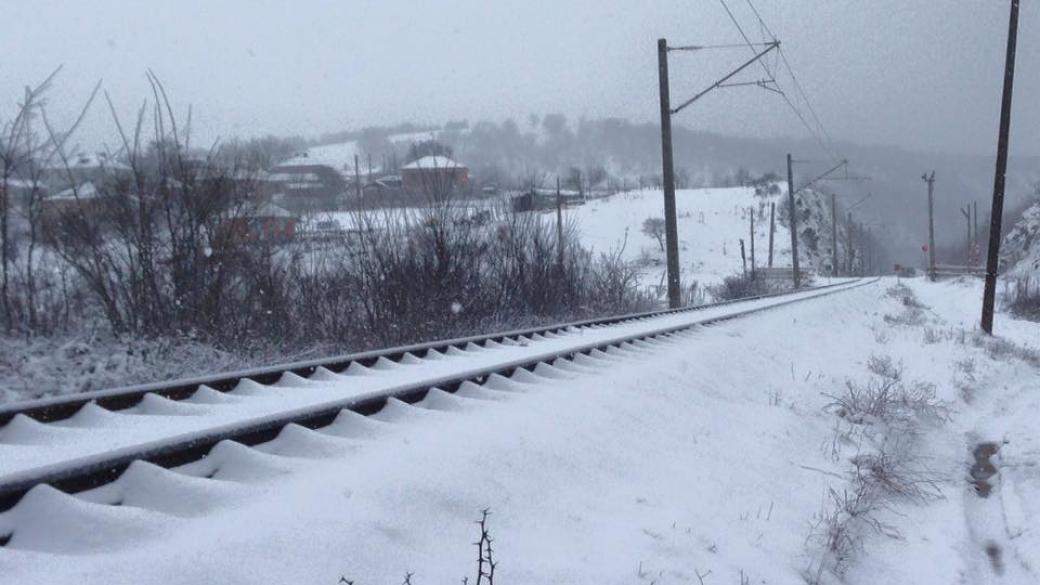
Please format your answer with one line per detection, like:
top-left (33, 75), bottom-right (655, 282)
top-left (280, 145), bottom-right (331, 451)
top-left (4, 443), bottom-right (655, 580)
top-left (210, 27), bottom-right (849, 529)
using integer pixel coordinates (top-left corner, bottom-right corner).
top-left (561, 185), bottom-right (861, 297)
top-left (562, 187), bottom-right (789, 295)
top-left (284, 130), bottom-right (439, 171)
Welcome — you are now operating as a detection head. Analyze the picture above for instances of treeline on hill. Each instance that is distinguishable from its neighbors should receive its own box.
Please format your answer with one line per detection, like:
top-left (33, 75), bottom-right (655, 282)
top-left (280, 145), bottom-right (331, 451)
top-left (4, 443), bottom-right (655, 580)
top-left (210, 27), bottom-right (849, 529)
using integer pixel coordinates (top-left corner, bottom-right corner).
top-left (0, 76), bottom-right (651, 395)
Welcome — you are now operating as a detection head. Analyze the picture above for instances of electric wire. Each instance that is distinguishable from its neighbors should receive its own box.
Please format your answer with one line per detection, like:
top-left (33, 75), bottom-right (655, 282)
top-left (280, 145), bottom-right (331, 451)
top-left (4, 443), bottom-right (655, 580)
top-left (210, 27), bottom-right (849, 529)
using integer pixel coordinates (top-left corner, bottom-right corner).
top-left (716, 0), bottom-right (843, 164)
top-left (742, 0), bottom-right (843, 162)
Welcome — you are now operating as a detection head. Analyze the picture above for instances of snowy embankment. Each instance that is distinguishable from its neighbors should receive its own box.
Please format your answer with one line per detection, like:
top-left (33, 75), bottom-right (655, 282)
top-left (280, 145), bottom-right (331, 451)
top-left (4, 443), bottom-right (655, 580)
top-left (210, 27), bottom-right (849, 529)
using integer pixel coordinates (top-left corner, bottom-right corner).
top-left (2, 277), bottom-right (1038, 584)
top-left (562, 187), bottom-right (795, 295)
top-left (1002, 198), bottom-right (1040, 279)
top-left (845, 278), bottom-right (1040, 585)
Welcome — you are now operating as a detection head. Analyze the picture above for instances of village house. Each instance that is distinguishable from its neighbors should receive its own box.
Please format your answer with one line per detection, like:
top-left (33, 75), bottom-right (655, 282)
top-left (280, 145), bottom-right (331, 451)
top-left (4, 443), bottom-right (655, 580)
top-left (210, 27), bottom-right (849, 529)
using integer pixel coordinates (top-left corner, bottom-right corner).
top-left (511, 187), bottom-right (585, 212)
top-left (1, 178), bottom-right (47, 210)
top-left (42, 152), bottom-right (130, 191)
top-left (267, 152), bottom-right (348, 212)
top-left (40, 181), bottom-right (107, 239)
top-left (216, 202), bottom-right (298, 245)
top-left (400, 156), bottom-right (469, 192)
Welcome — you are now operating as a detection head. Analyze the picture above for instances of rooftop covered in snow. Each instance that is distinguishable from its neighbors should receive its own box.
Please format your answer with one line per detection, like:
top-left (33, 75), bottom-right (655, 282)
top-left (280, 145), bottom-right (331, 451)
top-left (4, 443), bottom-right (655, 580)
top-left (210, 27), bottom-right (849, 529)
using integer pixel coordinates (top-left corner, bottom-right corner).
top-left (401, 156), bottom-right (465, 171)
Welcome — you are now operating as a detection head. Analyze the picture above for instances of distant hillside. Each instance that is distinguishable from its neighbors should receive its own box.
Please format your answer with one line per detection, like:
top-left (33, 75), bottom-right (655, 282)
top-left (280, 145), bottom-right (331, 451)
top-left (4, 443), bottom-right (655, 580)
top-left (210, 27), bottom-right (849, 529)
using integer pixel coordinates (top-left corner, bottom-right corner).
top-left (559, 184), bottom-right (881, 301)
top-left (307, 116), bottom-right (1040, 269)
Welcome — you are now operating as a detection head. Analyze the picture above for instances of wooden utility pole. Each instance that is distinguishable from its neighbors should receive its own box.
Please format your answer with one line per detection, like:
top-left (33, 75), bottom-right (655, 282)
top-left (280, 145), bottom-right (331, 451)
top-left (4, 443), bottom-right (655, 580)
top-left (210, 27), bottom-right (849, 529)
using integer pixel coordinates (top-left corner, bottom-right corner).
top-left (867, 226), bottom-right (874, 275)
top-left (556, 176), bottom-right (565, 270)
top-left (767, 202), bottom-right (776, 267)
top-left (749, 207), bottom-right (756, 278)
top-left (354, 154), bottom-right (362, 203)
top-left (739, 239), bottom-right (747, 276)
top-left (922, 171), bottom-right (936, 281)
top-left (846, 211), bottom-right (854, 274)
top-left (654, 37), bottom-right (780, 305)
top-left (973, 201), bottom-right (979, 247)
top-left (961, 205), bottom-right (972, 261)
top-left (830, 192), bottom-right (838, 276)
top-left (657, 39), bottom-right (682, 308)
top-left (786, 153), bottom-right (801, 287)
top-left (982, 0), bottom-right (1021, 334)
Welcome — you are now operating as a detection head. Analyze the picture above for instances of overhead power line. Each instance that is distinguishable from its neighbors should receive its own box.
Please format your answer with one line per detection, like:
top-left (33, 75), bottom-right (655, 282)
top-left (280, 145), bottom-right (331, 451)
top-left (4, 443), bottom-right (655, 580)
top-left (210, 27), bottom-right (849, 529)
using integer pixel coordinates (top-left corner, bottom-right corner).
top-left (716, 0), bottom-right (844, 164)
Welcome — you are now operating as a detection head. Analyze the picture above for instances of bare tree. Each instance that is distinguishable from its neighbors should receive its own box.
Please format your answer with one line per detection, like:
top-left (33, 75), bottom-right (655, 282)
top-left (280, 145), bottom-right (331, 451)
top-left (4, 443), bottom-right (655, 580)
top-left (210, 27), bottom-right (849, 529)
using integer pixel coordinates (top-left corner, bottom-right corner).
top-left (641, 217), bottom-right (666, 251)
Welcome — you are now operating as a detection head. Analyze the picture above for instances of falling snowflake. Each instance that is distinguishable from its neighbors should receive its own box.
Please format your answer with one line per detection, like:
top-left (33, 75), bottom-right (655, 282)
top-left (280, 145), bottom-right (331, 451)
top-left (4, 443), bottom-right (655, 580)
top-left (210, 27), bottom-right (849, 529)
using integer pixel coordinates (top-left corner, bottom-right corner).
top-left (450, 301), bottom-right (463, 314)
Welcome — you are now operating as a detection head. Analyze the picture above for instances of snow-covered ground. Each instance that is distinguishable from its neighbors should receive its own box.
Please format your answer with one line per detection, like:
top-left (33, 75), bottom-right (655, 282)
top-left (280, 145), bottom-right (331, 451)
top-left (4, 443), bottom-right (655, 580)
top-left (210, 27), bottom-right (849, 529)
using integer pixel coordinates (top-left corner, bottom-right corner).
top-left (846, 277), bottom-right (1040, 584)
top-left (562, 187), bottom-right (797, 295)
top-left (3, 277), bottom-right (1037, 584)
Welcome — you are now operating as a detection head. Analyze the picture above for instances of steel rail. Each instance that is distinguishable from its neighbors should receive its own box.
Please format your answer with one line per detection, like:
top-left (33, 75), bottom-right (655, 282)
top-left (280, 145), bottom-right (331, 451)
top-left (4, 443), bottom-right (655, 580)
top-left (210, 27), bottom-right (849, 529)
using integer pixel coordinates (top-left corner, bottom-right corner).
top-left (0, 279), bottom-right (856, 427)
top-left (0, 278), bottom-right (876, 518)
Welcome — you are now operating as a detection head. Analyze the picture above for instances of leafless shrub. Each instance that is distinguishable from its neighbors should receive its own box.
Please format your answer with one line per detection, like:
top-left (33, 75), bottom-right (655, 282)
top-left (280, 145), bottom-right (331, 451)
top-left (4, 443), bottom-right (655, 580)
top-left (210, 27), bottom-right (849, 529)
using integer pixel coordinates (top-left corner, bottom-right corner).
top-left (473, 509), bottom-right (496, 585)
top-left (1007, 277), bottom-right (1040, 321)
top-left (952, 357), bottom-right (978, 403)
top-left (0, 68), bottom-right (102, 335)
top-left (922, 327), bottom-right (956, 344)
top-left (882, 284), bottom-right (928, 327)
top-left (641, 216), bottom-right (665, 252)
top-left (969, 332), bottom-right (1040, 368)
top-left (825, 418), bottom-right (859, 463)
top-left (954, 356), bottom-right (976, 376)
top-left (882, 309), bottom-right (925, 327)
top-left (865, 355), bottom-right (901, 382)
top-left (809, 354), bottom-right (951, 581)
top-left (825, 370), bottom-right (944, 427)
top-left (803, 484), bottom-right (895, 584)
top-left (850, 441), bottom-right (943, 502)
top-left (885, 283), bottom-right (925, 309)
top-left (708, 271), bottom-right (784, 302)
top-left (3, 76), bottom-right (655, 374)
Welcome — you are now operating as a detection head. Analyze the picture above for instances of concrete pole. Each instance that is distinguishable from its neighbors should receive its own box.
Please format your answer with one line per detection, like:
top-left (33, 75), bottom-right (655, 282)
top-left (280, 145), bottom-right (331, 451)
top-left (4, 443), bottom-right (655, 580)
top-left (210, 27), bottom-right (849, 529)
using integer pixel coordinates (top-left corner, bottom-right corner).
top-left (922, 171), bottom-right (936, 281)
top-left (749, 207), bottom-right (756, 278)
top-left (831, 192), bottom-right (838, 276)
top-left (767, 202), bottom-right (776, 267)
top-left (658, 39), bottom-right (682, 307)
top-left (786, 153), bottom-right (800, 287)
top-left (982, 0), bottom-right (1021, 334)
top-left (556, 176), bottom-right (564, 270)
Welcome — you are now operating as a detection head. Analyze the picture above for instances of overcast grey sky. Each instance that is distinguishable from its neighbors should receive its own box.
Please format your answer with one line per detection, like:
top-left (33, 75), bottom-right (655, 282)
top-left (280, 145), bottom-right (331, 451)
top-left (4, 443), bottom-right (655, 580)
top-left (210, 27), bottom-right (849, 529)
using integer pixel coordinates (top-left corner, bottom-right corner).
top-left (2, 0), bottom-right (1037, 157)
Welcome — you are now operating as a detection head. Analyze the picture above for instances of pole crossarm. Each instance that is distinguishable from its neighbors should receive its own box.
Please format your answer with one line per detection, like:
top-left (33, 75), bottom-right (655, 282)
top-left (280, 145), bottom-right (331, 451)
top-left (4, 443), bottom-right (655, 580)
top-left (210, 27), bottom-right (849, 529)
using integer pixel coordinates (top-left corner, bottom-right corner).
top-left (819, 176), bottom-right (871, 182)
top-left (671, 41), bottom-right (780, 115)
top-left (668, 42), bottom-right (777, 52)
top-left (717, 79), bottom-right (783, 94)
top-left (792, 159), bottom-right (848, 195)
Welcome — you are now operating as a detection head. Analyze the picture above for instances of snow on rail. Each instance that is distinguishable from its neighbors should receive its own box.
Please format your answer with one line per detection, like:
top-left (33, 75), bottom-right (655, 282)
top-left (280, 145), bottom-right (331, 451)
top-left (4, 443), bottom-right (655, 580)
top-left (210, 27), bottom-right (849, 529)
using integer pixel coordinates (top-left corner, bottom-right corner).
top-left (0, 279), bottom-right (866, 486)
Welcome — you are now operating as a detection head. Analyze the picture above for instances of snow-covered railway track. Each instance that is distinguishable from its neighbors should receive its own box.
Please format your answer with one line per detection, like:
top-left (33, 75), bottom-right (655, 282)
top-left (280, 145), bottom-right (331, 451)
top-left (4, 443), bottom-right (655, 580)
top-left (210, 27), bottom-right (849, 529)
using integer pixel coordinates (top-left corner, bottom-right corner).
top-left (0, 279), bottom-right (873, 527)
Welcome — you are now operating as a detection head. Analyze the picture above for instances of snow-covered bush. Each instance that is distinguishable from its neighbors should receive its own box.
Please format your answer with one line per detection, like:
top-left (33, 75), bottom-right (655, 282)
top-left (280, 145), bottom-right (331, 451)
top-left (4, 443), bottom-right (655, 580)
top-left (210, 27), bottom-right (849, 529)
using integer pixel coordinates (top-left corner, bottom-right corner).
top-left (0, 80), bottom-right (656, 400)
top-left (1007, 278), bottom-right (1040, 321)
top-left (825, 360), bottom-right (944, 427)
top-left (882, 284), bottom-right (927, 326)
top-left (708, 272), bottom-right (784, 301)
top-left (808, 357), bottom-right (947, 582)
